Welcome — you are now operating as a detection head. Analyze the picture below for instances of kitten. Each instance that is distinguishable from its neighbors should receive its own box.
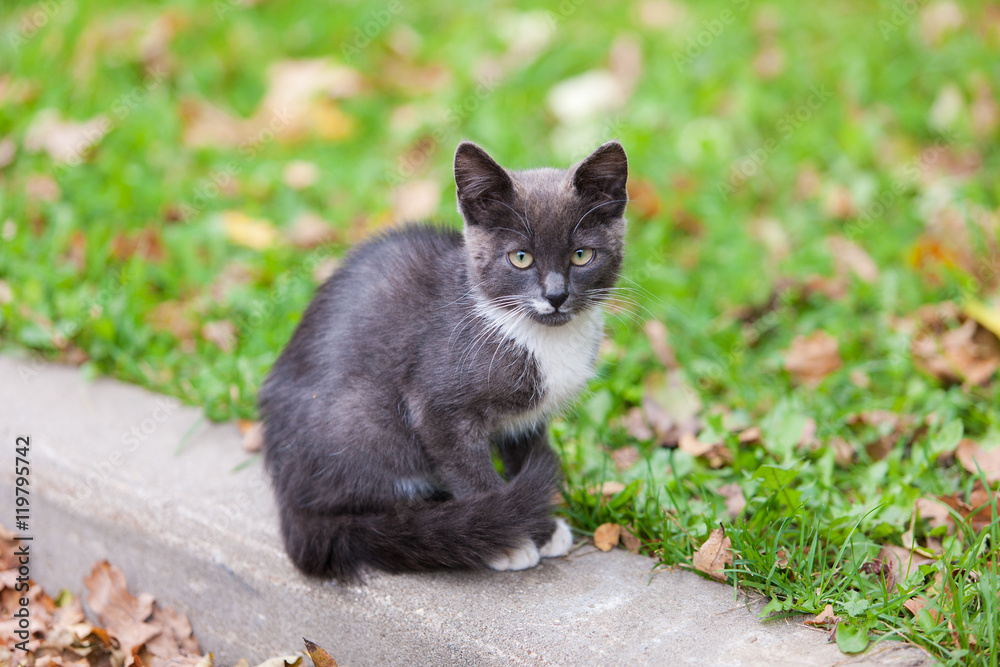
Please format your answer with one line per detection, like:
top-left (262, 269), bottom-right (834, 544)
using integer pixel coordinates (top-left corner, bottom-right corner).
top-left (259, 140), bottom-right (628, 581)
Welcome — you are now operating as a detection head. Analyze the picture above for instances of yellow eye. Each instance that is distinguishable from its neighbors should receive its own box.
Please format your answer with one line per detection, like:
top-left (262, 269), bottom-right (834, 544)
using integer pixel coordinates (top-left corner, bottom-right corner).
top-left (507, 250), bottom-right (534, 269)
top-left (571, 248), bottom-right (595, 266)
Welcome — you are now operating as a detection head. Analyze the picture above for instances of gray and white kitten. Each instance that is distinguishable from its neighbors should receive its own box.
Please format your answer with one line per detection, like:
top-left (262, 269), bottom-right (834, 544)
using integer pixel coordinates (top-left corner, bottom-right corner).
top-left (259, 140), bottom-right (628, 581)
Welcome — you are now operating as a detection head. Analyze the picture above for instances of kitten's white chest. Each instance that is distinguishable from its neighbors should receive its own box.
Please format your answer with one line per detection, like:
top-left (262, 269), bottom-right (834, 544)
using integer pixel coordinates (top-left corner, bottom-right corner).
top-left (485, 307), bottom-right (604, 433)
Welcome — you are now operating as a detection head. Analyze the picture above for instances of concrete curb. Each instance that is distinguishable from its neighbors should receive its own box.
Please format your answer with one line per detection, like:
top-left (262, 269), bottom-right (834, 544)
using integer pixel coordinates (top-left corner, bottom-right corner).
top-left (0, 355), bottom-right (932, 666)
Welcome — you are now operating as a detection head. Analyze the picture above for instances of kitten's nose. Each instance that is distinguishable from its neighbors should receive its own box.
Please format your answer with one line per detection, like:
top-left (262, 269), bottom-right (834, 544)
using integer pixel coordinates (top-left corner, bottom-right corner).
top-left (545, 291), bottom-right (568, 310)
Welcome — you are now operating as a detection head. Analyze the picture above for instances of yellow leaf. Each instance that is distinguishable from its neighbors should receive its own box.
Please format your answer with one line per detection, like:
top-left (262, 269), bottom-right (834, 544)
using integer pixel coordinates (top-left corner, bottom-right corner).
top-left (593, 523), bottom-right (621, 552)
top-left (304, 639), bottom-right (339, 667)
top-left (964, 298), bottom-right (1000, 340)
top-left (222, 211), bottom-right (280, 251)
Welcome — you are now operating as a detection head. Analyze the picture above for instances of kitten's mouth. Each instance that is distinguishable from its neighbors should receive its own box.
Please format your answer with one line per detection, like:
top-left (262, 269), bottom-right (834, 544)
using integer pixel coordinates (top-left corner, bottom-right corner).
top-left (530, 309), bottom-right (573, 326)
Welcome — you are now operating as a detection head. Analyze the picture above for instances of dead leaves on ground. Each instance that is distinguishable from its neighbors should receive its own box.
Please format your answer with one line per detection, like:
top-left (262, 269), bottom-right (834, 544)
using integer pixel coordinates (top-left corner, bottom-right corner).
top-left (907, 302), bottom-right (1000, 387)
top-left (692, 528), bottom-right (733, 582)
top-left (0, 529), bottom-right (343, 666)
top-left (0, 538), bottom-right (203, 665)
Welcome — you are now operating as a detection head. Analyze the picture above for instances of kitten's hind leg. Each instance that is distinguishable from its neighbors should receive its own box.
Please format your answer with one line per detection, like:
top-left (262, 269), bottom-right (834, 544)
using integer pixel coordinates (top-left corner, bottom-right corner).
top-left (538, 518), bottom-right (573, 558)
top-left (487, 538), bottom-right (540, 571)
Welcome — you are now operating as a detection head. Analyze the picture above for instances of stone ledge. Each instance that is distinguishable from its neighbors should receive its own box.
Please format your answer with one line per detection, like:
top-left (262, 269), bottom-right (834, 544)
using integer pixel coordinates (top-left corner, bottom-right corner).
top-left (0, 355), bottom-right (931, 666)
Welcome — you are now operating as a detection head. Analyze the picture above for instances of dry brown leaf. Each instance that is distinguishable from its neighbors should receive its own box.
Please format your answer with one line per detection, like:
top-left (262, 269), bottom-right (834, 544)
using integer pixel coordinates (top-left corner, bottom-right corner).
top-left (0, 136), bottom-right (16, 169)
top-left (678, 432), bottom-right (714, 457)
top-left (620, 406), bottom-right (654, 442)
top-left (609, 445), bottom-right (641, 472)
top-left (804, 604), bottom-right (838, 628)
top-left (845, 411), bottom-right (917, 461)
top-left (24, 109), bottom-right (110, 164)
top-left (147, 300), bottom-right (198, 343)
top-left (919, 1), bottom-right (964, 46)
top-left (111, 228), bottom-right (166, 263)
top-left (261, 59), bottom-right (363, 115)
top-left (625, 180), bottom-right (662, 220)
top-left (241, 422), bottom-right (264, 454)
top-left (750, 217), bottom-right (790, 263)
top-left (201, 320), bottom-right (236, 353)
top-left (827, 236), bottom-right (879, 284)
top-left (26, 174), bottom-right (61, 204)
top-left (717, 483), bottom-right (746, 519)
top-left (915, 497), bottom-right (955, 532)
top-left (392, 179), bottom-right (441, 222)
top-left (142, 604), bottom-right (202, 661)
top-left (620, 527), bottom-right (642, 552)
top-left (222, 211), bottom-right (281, 251)
top-left (84, 561), bottom-right (161, 663)
top-left (283, 160), bottom-right (320, 190)
top-left (939, 482), bottom-right (1000, 532)
top-left (783, 330), bottom-right (842, 386)
top-left (752, 40), bottom-right (784, 79)
top-left (911, 304), bottom-right (1000, 386)
top-left (738, 426), bottom-right (762, 444)
top-left (644, 320), bottom-right (676, 368)
top-left (304, 639), bottom-right (338, 667)
top-left (641, 370), bottom-right (701, 446)
top-left (594, 523), bottom-right (622, 552)
top-left (955, 439), bottom-right (1000, 482)
top-left (179, 98), bottom-right (250, 149)
top-left (693, 528), bottom-right (732, 581)
top-left (589, 481), bottom-right (626, 498)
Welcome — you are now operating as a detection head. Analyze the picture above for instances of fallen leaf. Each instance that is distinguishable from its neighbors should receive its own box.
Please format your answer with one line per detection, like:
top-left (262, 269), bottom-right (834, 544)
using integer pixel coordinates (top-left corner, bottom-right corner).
top-left (845, 411), bottom-right (918, 461)
top-left (392, 179), bottom-right (441, 222)
top-left (25, 173), bottom-right (61, 202)
top-left (717, 483), bottom-right (746, 519)
top-left (678, 432), bottom-right (714, 457)
top-left (620, 527), bottom-right (642, 552)
top-left (938, 482), bottom-right (1000, 532)
top-left (0, 136), bottom-right (16, 169)
top-left (590, 481), bottom-right (626, 498)
top-left (641, 370), bottom-right (701, 446)
top-left (752, 40), bottom-right (784, 79)
top-left (147, 300), bottom-right (198, 343)
top-left (111, 228), bottom-right (166, 263)
top-left (594, 523), bottom-right (621, 552)
top-left (609, 445), bottom-right (641, 472)
top-left (783, 331), bottom-right (841, 386)
top-left (804, 604), bottom-right (838, 628)
top-left (241, 422), bottom-right (264, 453)
top-left (954, 439), bottom-right (1000, 482)
top-left (24, 109), bottom-right (110, 164)
top-left (919, 1), bottom-right (964, 46)
top-left (84, 561), bottom-right (161, 663)
top-left (621, 406), bottom-right (654, 442)
top-left (738, 426), bottom-right (762, 444)
top-left (911, 303), bottom-right (1000, 386)
top-left (283, 160), bottom-right (320, 190)
top-left (626, 180), bottom-right (662, 220)
top-left (693, 527), bottom-right (732, 581)
top-left (827, 236), bottom-right (878, 284)
top-left (644, 320), bottom-right (676, 368)
top-left (201, 320), bottom-right (236, 352)
top-left (179, 98), bottom-right (250, 149)
top-left (304, 639), bottom-right (338, 667)
top-left (222, 210), bottom-right (281, 251)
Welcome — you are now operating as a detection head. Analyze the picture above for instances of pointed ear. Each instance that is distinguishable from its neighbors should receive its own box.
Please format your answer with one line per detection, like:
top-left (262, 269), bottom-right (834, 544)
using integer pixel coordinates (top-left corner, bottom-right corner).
top-left (454, 141), bottom-right (515, 226)
top-left (572, 141), bottom-right (628, 217)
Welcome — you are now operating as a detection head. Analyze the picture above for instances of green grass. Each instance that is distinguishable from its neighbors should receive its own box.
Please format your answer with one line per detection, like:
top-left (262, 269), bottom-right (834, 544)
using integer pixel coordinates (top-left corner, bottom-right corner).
top-left (2, 0), bottom-right (999, 663)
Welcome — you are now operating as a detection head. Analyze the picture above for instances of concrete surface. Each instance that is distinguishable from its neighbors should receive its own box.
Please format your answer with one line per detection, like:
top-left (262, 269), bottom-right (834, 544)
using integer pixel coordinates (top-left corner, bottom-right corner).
top-left (0, 354), bottom-right (933, 666)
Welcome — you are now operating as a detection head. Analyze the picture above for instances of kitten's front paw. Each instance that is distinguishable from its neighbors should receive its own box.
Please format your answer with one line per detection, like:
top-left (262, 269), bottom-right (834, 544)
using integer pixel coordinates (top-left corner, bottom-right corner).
top-left (538, 518), bottom-right (573, 558)
top-left (487, 539), bottom-right (540, 571)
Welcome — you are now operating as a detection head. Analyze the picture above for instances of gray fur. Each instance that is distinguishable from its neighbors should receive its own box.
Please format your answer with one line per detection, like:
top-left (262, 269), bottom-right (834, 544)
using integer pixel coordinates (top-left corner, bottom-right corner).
top-left (259, 141), bottom-right (628, 581)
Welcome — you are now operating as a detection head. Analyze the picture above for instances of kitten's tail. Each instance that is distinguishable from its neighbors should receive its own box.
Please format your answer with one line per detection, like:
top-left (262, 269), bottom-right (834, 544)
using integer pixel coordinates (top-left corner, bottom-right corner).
top-left (279, 448), bottom-right (561, 582)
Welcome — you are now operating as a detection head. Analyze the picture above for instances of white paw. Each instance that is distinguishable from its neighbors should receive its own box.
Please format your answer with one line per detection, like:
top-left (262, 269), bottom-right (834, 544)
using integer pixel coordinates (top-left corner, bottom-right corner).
top-left (538, 518), bottom-right (573, 558)
top-left (487, 539), bottom-right (540, 571)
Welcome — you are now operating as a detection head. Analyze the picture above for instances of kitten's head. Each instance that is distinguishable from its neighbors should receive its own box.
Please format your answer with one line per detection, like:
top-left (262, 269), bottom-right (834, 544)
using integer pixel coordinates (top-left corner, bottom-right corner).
top-left (455, 141), bottom-right (628, 327)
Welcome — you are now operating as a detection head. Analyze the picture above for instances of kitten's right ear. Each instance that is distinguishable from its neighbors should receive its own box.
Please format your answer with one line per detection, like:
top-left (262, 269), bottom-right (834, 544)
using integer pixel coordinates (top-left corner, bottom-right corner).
top-left (455, 141), bottom-right (515, 226)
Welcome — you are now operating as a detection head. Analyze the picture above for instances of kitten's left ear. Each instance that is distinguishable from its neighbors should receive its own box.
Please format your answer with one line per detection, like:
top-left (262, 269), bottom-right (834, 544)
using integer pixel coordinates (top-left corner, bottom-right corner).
top-left (572, 141), bottom-right (628, 217)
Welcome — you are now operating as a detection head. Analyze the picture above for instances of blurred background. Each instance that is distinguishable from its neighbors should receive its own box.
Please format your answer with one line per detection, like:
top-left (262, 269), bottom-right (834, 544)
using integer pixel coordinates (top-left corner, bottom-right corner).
top-left (0, 0), bottom-right (997, 423)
